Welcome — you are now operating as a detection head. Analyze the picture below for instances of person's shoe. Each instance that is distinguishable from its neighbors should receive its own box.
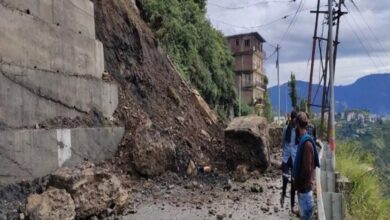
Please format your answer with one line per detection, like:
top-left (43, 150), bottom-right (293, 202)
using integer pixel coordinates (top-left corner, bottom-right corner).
top-left (291, 207), bottom-right (300, 217)
top-left (280, 194), bottom-right (285, 208)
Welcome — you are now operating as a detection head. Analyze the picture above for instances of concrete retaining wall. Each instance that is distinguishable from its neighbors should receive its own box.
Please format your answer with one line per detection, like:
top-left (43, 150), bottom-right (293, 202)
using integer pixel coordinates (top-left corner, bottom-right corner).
top-left (0, 0), bottom-right (95, 38)
top-left (0, 63), bottom-right (118, 127)
top-left (0, 0), bottom-right (118, 127)
top-left (0, 0), bottom-right (124, 187)
top-left (0, 127), bottom-right (124, 187)
top-left (0, 3), bottom-right (103, 77)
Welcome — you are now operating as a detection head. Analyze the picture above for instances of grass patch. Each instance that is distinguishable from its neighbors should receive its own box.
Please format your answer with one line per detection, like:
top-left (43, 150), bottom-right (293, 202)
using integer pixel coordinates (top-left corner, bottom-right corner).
top-left (336, 141), bottom-right (390, 219)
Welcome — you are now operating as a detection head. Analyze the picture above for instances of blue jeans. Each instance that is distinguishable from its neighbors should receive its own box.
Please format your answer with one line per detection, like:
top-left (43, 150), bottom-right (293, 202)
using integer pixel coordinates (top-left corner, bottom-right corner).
top-left (298, 191), bottom-right (314, 220)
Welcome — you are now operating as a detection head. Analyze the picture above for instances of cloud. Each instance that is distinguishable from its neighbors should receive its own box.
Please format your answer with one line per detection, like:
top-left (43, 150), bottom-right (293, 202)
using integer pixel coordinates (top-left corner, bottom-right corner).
top-left (206, 0), bottom-right (390, 86)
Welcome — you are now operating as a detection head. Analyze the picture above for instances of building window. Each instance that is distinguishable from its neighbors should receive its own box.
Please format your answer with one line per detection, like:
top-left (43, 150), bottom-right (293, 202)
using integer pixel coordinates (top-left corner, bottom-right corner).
top-left (245, 39), bottom-right (250, 47)
top-left (244, 74), bottom-right (252, 86)
top-left (236, 39), bottom-right (239, 46)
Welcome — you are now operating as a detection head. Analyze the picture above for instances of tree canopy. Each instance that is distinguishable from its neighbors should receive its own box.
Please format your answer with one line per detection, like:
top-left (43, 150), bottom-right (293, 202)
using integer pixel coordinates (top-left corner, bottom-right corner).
top-left (137, 0), bottom-right (236, 108)
top-left (288, 72), bottom-right (298, 110)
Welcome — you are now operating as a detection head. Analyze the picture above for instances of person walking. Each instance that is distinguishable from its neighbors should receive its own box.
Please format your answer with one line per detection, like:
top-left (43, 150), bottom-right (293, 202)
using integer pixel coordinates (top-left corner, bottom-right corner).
top-left (293, 112), bottom-right (320, 220)
top-left (280, 111), bottom-right (298, 213)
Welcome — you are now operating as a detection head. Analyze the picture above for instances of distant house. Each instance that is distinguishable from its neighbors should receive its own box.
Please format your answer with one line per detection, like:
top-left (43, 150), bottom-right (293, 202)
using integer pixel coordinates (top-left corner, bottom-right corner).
top-left (226, 32), bottom-right (267, 115)
top-left (367, 114), bottom-right (378, 123)
top-left (357, 113), bottom-right (365, 124)
top-left (340, 112), bottom-right (345, 120)
top-left (346, 112), bottom-right (356, 122)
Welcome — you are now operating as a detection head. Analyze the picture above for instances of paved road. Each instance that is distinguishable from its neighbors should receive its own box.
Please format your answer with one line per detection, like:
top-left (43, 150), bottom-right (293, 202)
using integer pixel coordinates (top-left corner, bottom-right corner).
top-left (122, 172), bottom-right (300, 220)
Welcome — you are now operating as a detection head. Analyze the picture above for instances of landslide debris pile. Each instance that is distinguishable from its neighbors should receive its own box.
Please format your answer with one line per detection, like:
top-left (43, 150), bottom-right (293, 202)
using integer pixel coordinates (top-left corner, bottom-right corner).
top-left (225, 116), bottom-right (283, 182)
top-left (24, 162), bottom-right (129, 220)
top-left (92, 0), bottom-right (225, 177)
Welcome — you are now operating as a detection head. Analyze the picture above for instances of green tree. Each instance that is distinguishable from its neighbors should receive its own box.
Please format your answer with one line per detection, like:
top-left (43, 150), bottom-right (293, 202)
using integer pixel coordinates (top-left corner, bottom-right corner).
top-left (137, 0), bottom-right (236, 112)
top-left (262, 76), bottom-right (273, 122)
top-left (262, 91), bottom-right (273, 122)
top-left (299, 99), bottom-right (307, 112)
top-left (288, 72), bottom-right (298, 111)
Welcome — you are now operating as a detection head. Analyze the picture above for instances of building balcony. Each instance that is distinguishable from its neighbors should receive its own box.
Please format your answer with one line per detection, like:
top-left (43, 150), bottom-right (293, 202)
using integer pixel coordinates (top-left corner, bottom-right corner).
top-left (242, 82), bottom-right (267, 91)
top-left (234, 66), bottom-right (265, 74)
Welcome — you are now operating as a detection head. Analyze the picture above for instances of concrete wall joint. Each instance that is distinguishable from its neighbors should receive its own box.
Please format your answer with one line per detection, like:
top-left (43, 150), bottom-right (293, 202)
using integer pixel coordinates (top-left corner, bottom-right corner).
top-left (0, 146), bottom-right (34, 177)
top-left (0, 70), bottom-right (89, 114)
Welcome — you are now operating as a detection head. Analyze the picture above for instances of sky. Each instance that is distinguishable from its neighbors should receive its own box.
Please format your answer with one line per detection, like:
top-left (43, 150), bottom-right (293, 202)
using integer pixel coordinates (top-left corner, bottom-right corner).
top-left (206, 0), bottom-right (390, 87)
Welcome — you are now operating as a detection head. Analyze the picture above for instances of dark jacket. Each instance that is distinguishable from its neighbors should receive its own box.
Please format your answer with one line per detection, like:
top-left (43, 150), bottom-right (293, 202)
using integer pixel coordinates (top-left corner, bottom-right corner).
top-left (293, 133), bottom-right (320, 193)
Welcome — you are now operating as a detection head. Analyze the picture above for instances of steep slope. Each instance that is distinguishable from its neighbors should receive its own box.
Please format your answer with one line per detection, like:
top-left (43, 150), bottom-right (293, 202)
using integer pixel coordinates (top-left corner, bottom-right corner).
top-left (269, 73), bottom-right (390, 114)
top-left (92, 0), bottom-right (225, 176)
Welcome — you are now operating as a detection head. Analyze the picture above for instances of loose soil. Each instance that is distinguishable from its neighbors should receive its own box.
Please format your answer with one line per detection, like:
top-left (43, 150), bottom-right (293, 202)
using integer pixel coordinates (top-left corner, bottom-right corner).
top-left (92, 0), bottom-right (226, 176)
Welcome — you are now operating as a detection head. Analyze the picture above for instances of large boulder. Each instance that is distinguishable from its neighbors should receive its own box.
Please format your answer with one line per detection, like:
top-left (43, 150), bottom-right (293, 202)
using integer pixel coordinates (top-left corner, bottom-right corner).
top-left (50, 163), bottom-right (129, 219)
top-left (225, 116), bottom-right (270, 171)
top-left (25, 187), bottom-right (76, 220)
top-left (132, 131), bottom-right (176, 177)
top-left (268, 125), bottom-right (283, 153)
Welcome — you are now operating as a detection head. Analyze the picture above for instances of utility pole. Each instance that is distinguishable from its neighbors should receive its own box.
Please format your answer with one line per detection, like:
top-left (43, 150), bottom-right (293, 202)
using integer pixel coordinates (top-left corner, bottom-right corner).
top-left (314, 0), bottom-right (346, 139)
top-left (239, 73), bottom-right (242, 117)
top-left (327, 0), bottom-right (336, 170)
top-left (276, 44), bottom-right (281, 121)
top-left (333, 0), bottom-right (347, 71)
top-left (307, 0), bottom-right (321, 112)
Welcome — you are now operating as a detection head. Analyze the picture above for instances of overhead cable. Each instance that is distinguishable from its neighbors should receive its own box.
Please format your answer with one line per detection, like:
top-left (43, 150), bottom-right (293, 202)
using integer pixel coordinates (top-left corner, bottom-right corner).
top-left (208, 0), bottom-right (295, 10)
top-left (278, 0), bottom-right (305, 45)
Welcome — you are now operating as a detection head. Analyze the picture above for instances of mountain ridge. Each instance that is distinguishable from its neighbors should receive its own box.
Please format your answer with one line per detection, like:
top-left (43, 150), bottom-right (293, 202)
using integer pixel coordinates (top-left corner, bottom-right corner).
top-left (268, 73), bottom-right (390, 115)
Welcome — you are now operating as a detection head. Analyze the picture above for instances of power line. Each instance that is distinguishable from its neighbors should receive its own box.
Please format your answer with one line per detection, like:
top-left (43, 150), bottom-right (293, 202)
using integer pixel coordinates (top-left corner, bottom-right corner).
top-left (344, 7), bottom-right (390, 72)
top-left (208, 5), bottom-right (320, 30)
top-left (209, 15), bottom-right (289, 29)
top-left (278, 0), bottom-right (305, 45)
top-left (344, 16), bottom-right (387, 72)
top-left (208, 0), bottom-right (294, 10)
top-left (344, 5), bottom-right (389, 68)
top-left (345, 0), bottom-right (390, 63)
top-left (264, 48), bottom-right (278, 60)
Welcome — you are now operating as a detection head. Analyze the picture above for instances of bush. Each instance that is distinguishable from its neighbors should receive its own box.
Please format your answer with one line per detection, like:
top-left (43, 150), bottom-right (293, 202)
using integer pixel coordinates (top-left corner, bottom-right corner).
top-left (240, 103), bottom-right (253, 116)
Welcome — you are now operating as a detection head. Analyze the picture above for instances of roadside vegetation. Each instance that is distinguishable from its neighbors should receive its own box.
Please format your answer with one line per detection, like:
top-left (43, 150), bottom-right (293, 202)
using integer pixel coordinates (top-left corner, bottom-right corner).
top-left (336, 141), bottom-right (390, 219)
top-left (337, 120), bottom-right (390, 196)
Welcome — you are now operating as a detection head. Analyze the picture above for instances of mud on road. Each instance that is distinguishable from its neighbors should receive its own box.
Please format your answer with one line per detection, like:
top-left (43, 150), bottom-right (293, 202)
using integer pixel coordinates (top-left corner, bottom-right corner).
top-left (120, 164), bottom-right (299, 220)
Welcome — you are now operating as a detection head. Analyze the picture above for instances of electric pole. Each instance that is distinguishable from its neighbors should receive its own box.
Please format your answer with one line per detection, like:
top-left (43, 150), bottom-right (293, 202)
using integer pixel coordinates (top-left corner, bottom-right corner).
top-left (276, 44), bottom-right (281, 122)
top-left (239, 73), bottom-right (242, 117)
top-left (327, 0), bottom-right (336, 170)
top-left (308, 0), bottom-right (346, 139)
top-left (307, 0), bottom-right (321, 112)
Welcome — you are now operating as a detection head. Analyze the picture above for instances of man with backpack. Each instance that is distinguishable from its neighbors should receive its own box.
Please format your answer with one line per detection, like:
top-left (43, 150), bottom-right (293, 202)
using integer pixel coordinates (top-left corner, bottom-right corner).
top-left (293, 112), bottom-right (320, 220)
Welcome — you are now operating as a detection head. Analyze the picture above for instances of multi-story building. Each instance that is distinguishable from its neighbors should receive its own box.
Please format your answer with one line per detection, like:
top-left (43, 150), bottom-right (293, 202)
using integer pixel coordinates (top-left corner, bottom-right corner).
top-left (226, 32), bottom-right (267, 114)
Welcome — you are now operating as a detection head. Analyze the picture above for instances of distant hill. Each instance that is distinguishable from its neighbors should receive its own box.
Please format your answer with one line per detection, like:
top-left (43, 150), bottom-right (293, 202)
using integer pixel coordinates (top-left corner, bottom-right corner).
top-left (268, 73), bottom-right (390, 115)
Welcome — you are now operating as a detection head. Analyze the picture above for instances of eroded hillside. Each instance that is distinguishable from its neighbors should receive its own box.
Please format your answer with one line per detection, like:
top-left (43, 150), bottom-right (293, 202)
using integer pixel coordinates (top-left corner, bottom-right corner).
top-left (92, 0), bottom-right (226, 177)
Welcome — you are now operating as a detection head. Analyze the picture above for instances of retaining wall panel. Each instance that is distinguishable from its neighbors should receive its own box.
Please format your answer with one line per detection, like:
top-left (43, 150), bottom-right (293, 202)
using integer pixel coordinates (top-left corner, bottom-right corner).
top-left (0, 127), bottom-right (124, 187)
top-left (0, 64), bottom-right (118, 127)
top-left (1, 0), bottom-right (95, 38)
top-left (0, 4), bottom-right (103, 77)
top-left (0, 71), bottom-right (81, 127)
